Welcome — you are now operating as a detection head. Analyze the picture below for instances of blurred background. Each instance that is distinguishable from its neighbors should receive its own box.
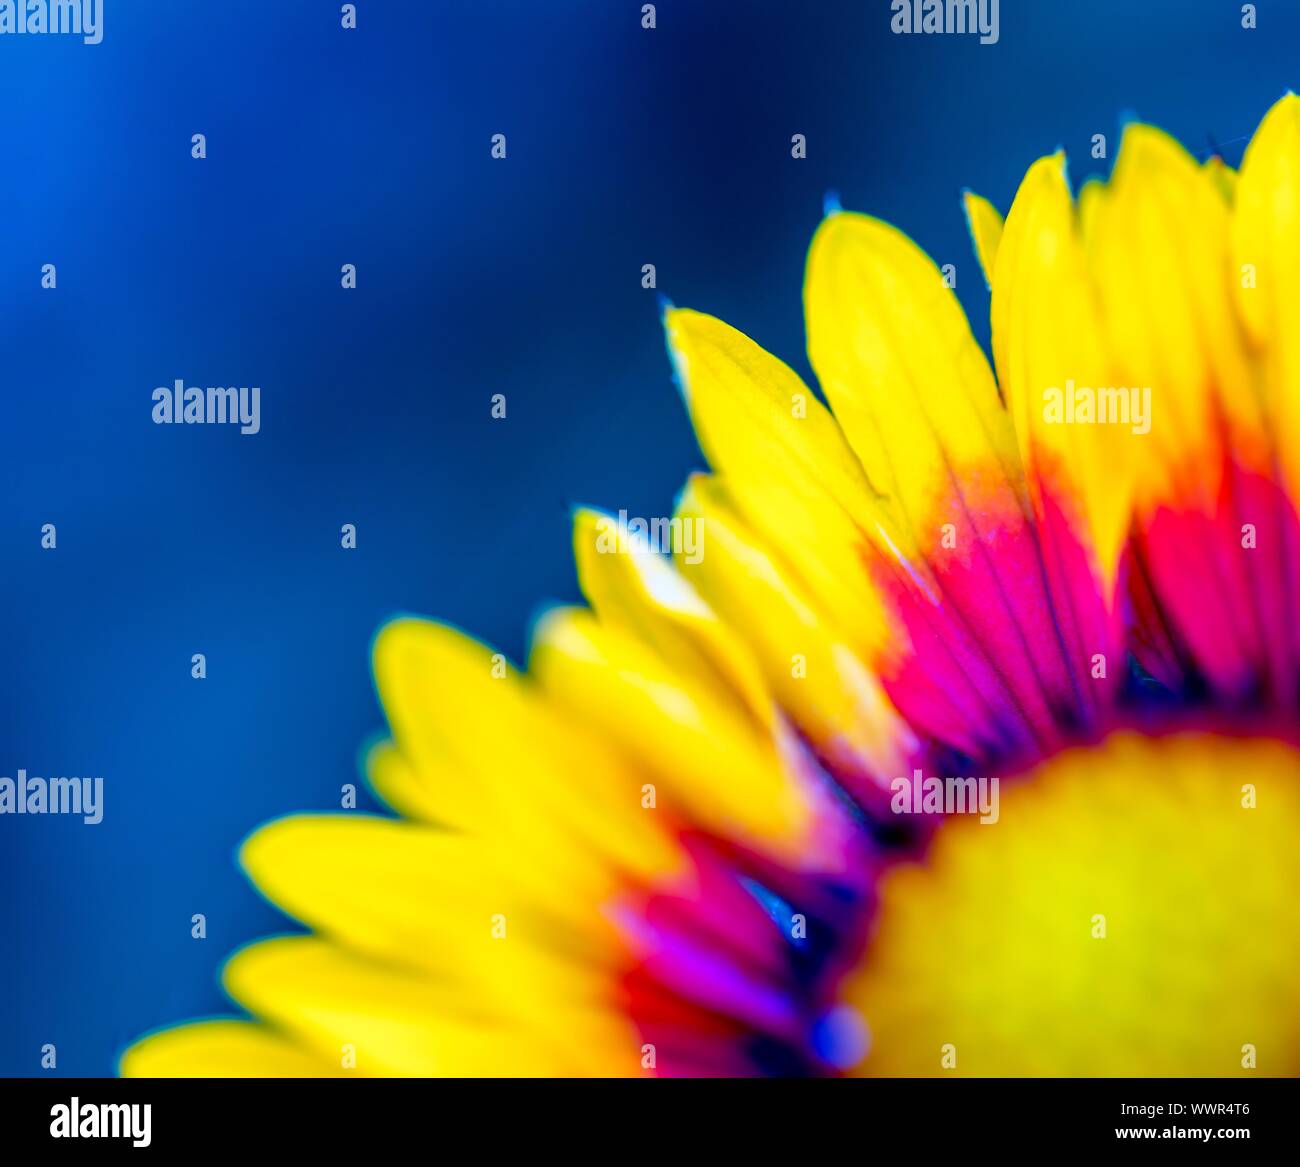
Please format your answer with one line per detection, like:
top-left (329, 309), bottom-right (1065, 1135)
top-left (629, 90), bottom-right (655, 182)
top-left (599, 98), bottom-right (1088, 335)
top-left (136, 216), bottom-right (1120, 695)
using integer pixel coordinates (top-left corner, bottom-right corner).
top-left (1, 0), bottom-right (1296, 1076)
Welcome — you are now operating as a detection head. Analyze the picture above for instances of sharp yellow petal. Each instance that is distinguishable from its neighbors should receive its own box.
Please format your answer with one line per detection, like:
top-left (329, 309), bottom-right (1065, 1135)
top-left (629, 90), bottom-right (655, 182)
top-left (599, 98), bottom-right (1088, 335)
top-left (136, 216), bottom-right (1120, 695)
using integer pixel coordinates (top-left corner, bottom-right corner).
top-left (1088, 123), bottom-right (1262, 505)
top-left (992, 151), bottom-right (1130, 595)
top-left (805, 208), bottom-right (1028, 559)
top-left (665, 307), bottom-right (881, 518)
top-left (663, 308), bottom-right (894, 655)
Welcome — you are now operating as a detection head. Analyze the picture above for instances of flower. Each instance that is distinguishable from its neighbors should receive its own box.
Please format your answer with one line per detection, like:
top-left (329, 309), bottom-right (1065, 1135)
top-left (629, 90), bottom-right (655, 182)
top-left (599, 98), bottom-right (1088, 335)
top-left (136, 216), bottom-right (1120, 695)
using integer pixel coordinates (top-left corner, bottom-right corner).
top-left (123, 96), bottom-right (1300, 1078)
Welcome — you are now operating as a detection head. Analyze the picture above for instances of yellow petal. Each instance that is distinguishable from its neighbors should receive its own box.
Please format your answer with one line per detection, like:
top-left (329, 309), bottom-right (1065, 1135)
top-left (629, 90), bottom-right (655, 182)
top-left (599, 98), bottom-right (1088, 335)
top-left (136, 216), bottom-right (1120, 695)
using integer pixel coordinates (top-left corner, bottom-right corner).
top-left (1204, 154), bottom-right (1237, 204)
top-left (674, 474), bottom-right (915, 784)
top-left (365, 738), bottom-right (440, 822)
top-left (1087, 123), bottom-right (1261, 505)
top-left (240, 815), bottom-right (621, 967)
top-left (572, 506), bottom-right (772, 728)
top-left (530, 604), bottom-right (813, 859)
top-left (663, 308), bottom-right (893, 656)
top-left (223, 938), bottom-right (632, 1076)
top-left (962, 190), bottom-right (1004, 290)
top-left (120, 1020), bottom-right (340, 1078)
top-left (805, 208), bottom-right (1028, 557)
top-left (992, 152), bottom-right (1129, 596)
top-left (806, 207), bottom-right (1106, 746)
top-left (1232, 92), bottom-right (1300, 496)
top-left (371, 618), bottom-right (679, 884)
top-left (1076, 176), bottom-right (1104, 246)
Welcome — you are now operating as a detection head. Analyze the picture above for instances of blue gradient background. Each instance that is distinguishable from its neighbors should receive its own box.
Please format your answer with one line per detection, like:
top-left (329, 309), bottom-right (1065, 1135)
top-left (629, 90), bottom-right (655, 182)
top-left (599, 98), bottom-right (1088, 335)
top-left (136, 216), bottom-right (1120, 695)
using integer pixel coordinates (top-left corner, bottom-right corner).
top-left (1, 0), bottom-right (1296, 1076)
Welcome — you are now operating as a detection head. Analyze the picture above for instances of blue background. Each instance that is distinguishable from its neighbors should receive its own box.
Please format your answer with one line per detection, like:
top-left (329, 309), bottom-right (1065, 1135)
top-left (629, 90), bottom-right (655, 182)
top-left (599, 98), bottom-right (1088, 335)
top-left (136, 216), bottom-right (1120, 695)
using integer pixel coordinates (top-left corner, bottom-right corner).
top-left (2, 0), bottom-right (1296, 1076)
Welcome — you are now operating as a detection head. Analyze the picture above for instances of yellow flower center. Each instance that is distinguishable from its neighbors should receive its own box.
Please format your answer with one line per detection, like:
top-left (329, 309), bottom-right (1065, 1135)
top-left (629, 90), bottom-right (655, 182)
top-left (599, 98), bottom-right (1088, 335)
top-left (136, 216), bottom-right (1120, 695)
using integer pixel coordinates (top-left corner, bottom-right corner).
top-left (845, 732), bottom-right (1300, 1076)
